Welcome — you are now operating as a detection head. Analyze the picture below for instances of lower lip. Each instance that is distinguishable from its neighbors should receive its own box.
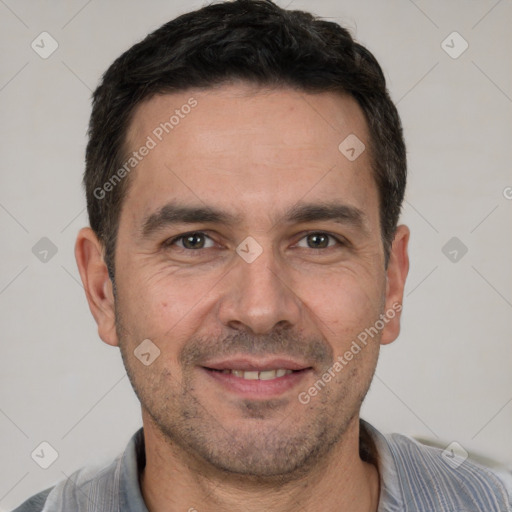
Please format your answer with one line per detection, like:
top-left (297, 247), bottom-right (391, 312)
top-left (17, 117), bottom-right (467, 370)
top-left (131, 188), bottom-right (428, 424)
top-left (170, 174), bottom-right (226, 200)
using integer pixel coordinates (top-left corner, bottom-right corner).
top-left (201, 368), bottom-right (311, 399)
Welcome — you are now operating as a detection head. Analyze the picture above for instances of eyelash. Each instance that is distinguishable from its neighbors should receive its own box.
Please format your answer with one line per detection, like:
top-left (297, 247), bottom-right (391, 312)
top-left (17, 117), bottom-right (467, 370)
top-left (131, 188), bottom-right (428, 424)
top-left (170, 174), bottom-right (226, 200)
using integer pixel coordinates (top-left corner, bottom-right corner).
top-left (163, 231), bottom-right (347, 251)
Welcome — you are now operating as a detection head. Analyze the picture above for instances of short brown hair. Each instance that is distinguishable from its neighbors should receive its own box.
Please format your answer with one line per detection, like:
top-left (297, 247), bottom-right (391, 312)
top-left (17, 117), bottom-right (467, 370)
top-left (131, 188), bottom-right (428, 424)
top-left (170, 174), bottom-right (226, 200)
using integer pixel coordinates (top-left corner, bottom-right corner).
top-left (84, 0), bottom-right (406, 279)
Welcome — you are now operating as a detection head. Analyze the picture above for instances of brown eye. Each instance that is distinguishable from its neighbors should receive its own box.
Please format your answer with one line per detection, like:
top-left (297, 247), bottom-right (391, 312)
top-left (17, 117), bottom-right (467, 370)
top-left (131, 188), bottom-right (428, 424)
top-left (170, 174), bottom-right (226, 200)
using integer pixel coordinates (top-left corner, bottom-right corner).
top-left (168, 232), bottom-right (215, 250)
top-left (182, 233), bottom-right (205, 249)
top-left (306, 233), bottom-right (330, 248)
top-left (297, 232), bottom-right (340, 249)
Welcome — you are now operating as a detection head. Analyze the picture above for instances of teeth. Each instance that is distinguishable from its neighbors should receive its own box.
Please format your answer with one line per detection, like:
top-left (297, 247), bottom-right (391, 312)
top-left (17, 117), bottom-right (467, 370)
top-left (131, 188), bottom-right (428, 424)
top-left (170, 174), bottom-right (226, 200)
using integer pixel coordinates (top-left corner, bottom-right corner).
top-left (220, 369), bottom-right (294, 380)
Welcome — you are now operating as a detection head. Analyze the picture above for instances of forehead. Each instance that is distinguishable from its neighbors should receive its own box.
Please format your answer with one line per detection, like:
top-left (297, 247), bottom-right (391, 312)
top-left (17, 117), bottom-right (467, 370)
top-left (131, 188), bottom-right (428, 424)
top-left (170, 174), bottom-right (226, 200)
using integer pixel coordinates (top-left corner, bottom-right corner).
top-left (122, 83), bottom-right (378, 231)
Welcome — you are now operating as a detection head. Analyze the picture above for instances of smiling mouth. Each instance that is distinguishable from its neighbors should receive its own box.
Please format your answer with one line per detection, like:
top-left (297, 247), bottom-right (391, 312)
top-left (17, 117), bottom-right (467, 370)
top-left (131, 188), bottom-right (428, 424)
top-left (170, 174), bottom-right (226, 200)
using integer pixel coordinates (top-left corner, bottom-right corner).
top-left (201, 356), bottom-right (313, 397)
top-left (206, 368), bottom-right (308, 381)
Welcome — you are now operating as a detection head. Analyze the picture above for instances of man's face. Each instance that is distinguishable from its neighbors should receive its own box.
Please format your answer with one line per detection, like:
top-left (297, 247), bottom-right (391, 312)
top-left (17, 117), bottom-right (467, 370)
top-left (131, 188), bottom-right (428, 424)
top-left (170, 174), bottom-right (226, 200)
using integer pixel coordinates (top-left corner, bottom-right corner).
top-left (94, 84), bottom-right (407, 478)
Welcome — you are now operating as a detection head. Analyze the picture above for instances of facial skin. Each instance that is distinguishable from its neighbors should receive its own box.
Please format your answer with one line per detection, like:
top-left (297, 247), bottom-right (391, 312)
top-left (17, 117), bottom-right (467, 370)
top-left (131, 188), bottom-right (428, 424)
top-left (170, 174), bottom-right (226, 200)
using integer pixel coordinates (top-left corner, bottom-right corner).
top-left (76, 82), bottom-right (409, 512)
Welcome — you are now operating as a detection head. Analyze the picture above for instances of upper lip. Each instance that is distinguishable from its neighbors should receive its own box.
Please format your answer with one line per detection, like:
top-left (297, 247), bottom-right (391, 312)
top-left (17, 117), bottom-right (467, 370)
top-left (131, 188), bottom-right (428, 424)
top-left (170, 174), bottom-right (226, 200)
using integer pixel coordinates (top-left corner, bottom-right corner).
top-left (202, 357), bottom-right (312, 372)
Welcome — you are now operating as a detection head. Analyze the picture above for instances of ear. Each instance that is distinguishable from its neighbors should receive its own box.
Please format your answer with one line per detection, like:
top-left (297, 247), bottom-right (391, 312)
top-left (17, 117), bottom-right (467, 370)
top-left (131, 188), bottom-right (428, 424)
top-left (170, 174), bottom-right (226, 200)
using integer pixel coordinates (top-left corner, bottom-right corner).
top-left (380, 224), bottom-right (410, 345)
top-left (75, 227), bottom-right (119, 347)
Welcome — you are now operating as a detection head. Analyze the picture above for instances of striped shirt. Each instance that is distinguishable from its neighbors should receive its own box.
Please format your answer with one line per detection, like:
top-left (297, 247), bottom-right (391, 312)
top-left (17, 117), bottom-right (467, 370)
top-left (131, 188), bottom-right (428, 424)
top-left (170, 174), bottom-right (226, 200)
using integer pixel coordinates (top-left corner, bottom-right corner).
top-left (12, 420), bottom-right (512, 511)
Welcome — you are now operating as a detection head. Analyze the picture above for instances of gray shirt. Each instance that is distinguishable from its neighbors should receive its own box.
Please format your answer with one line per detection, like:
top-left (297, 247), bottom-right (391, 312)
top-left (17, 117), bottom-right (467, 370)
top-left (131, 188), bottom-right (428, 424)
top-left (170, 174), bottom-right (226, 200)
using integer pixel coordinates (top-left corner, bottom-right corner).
top-left (12, 420), bottom-right (512, 511)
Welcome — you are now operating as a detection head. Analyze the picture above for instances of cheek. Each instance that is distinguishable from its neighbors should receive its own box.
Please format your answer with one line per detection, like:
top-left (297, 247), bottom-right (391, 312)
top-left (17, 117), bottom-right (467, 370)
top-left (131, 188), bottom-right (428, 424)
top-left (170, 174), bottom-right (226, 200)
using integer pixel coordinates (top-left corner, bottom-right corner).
top-left (116, 263), bottom-right (222, 343)
top-left (294, 267), bottom-right (384, 335)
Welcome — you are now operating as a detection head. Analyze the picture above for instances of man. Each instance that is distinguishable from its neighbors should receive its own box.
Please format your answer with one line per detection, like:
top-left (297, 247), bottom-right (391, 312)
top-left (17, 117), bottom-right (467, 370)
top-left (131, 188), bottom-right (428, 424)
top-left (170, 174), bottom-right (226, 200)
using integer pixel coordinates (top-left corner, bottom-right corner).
top-left (13, 1), bottom-right (512, 511)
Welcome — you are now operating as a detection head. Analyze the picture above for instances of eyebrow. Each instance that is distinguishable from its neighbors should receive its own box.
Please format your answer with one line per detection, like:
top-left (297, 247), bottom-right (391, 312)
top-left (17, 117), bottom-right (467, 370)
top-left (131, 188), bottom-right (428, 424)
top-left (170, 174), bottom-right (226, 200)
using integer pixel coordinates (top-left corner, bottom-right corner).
top-left (284, 202), bottom-right (368, 234)
top-left (141, 204), bottom-right (241, 238)
top-left (140, 200), bottom-right (369, 238)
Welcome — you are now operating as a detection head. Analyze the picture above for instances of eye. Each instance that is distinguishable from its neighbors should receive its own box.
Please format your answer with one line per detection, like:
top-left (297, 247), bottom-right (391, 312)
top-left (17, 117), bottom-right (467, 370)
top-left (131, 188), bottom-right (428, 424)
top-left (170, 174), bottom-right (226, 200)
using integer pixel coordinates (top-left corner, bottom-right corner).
top-left (296, 232), bottom-right (343, 249)
top-left (166, 232), bottom-right (216, 250)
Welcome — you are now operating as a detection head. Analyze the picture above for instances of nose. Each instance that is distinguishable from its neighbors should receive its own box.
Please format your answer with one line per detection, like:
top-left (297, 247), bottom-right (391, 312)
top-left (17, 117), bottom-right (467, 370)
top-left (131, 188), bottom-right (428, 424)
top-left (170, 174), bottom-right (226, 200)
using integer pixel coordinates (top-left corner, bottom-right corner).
top-left (217, 244), bottom-right (302, 335)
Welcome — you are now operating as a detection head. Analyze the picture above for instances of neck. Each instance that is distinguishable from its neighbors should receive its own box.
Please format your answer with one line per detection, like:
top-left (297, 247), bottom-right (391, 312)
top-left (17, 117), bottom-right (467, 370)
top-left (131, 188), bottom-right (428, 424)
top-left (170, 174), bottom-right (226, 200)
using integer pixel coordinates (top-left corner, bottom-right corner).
top-left (140, 414), bottom-right (380, 512)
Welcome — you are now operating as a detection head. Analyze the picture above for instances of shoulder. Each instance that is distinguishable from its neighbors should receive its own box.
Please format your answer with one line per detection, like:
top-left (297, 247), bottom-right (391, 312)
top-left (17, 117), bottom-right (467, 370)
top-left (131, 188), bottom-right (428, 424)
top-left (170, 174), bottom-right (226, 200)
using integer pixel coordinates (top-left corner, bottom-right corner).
top-left (361, 420), bottom-right (512, 511)
top-left (10, 429), bottom-right (145, 512)
top-left (10, 487), bottom-right (53, 512)
top-left (10, 456), bottom-right (122, 512)
top-left (385, 430), bottom-right (512, 510)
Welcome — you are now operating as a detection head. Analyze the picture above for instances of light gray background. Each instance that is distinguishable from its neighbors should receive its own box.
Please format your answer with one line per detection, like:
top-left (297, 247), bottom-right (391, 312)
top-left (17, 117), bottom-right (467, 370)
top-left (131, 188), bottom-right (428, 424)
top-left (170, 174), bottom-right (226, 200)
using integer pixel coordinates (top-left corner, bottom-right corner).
top-left (1, 0), bottom-right (511, 509)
